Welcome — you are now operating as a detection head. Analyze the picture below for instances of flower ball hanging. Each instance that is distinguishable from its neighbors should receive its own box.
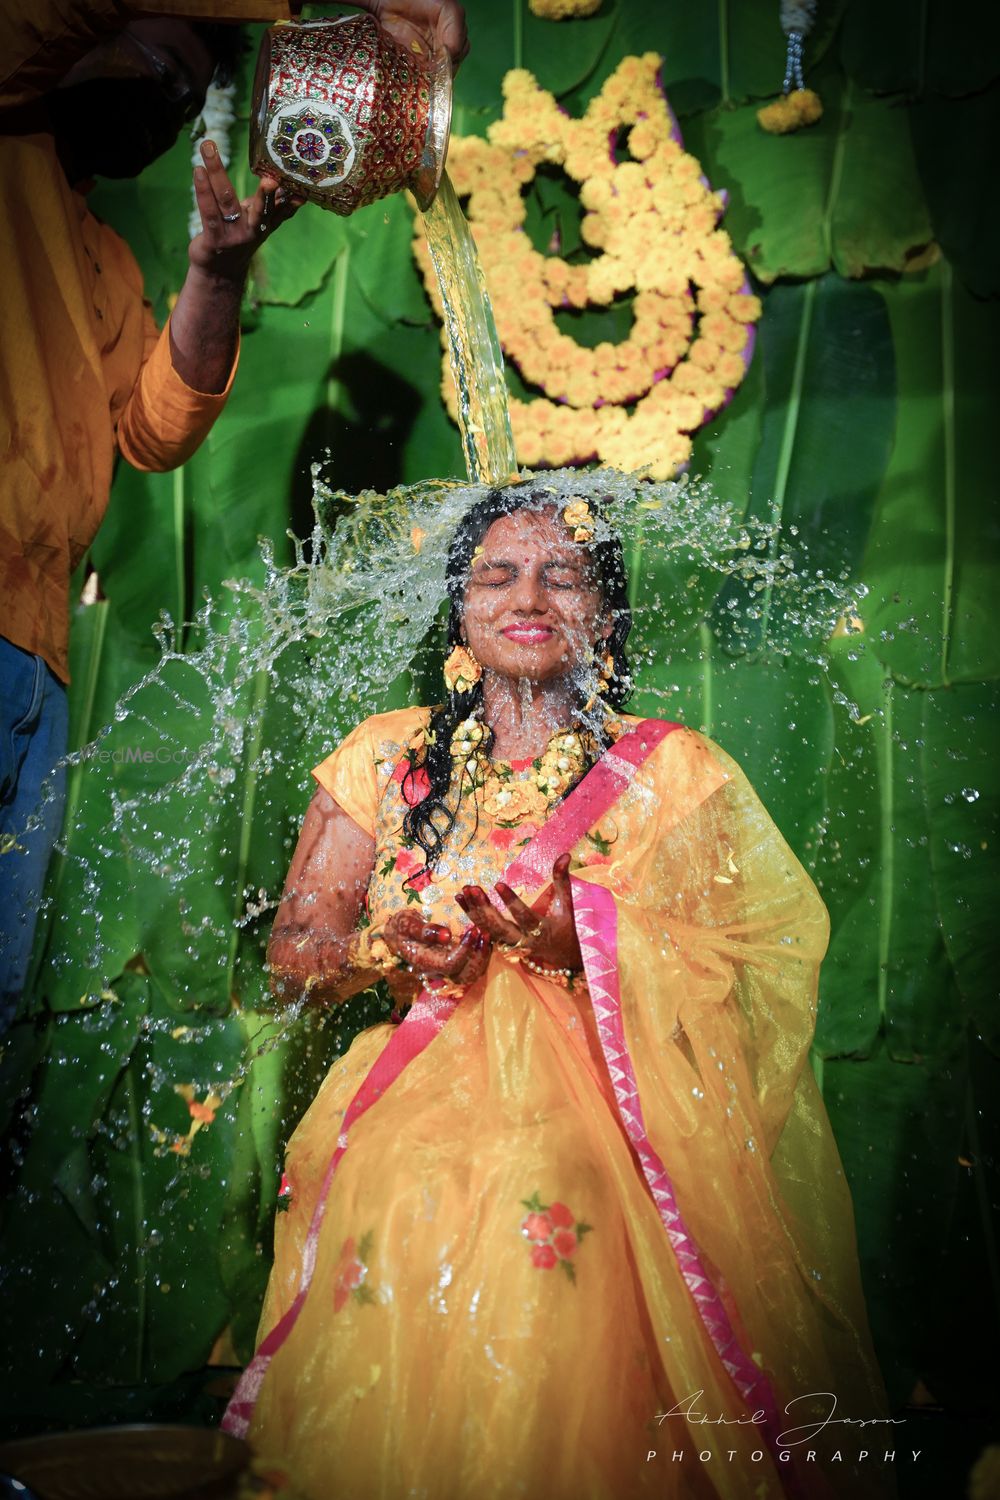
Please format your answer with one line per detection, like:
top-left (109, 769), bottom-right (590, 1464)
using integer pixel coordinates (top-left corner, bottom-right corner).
top-left (412, 54), bottom-right (761, 480)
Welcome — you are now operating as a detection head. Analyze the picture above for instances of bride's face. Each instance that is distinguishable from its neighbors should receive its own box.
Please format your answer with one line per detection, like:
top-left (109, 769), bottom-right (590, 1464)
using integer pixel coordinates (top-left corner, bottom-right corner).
top-left (460, 508), bottom-right (610, 687)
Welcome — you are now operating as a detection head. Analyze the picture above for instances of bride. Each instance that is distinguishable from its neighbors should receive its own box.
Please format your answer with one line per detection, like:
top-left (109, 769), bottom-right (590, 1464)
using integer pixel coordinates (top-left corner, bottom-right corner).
top-left (223, 483), bottom-right (890, 1500)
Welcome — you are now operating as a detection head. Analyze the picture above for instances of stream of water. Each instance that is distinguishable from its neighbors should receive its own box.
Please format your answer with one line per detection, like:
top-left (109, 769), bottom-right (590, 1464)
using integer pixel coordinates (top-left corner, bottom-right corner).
top-left (420, 172), bottom-right (517, 484)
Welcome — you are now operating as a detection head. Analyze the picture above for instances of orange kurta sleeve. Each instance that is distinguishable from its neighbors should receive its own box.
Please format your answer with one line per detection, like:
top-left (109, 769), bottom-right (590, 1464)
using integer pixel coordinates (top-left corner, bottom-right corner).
top-left (115, 312), bottom-right (240, 472)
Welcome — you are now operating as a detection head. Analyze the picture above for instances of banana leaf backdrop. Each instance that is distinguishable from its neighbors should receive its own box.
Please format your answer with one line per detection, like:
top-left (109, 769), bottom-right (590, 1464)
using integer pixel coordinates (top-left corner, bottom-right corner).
top-left (2, 0), bottom-right (998, 1484)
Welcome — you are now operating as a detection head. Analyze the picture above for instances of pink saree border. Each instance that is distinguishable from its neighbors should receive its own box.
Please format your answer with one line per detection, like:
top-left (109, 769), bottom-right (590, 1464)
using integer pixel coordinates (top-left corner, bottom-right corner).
top-left (222, 989), bottom-right (459, 1438)
top-left (571, 875), bottom-right (806, 1497)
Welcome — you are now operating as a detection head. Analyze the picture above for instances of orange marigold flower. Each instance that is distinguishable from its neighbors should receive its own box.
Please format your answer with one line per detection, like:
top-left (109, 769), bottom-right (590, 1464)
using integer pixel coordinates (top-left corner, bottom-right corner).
top-left (716, 350), bottom-right (749, 387)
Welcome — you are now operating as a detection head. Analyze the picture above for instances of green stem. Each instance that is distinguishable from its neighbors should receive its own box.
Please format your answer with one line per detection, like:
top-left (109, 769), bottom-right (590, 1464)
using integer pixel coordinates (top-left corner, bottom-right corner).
top-left (809, 1047), bottom-right (824, 1097)
top-left (875, 676), bottom-right (894, 1023)
top-left (326, 246), bottom-right (351, 432)
top-left (758, 278), bottom-right (816, 646)
top-left (513, 0), bottom-right (523, 70)
top-left (699, 620), bottom-right (714, 737)
top-left (718, 0), bottom-right (730, 107)
top-left (822, 77), bottom-right (851, 270)
top-left (627, 521), bottom-right (643, 613)
top-left (226, 661), bottom-right (271, 995)
top-left (940, 259), bottom-right (955, 687)
top-left (122, 1063), bottom-right (147, 1383)
top-left (964, 1053), bottom-right (1000, 1333)
top-left (173, 464), bottom-right (186, 642)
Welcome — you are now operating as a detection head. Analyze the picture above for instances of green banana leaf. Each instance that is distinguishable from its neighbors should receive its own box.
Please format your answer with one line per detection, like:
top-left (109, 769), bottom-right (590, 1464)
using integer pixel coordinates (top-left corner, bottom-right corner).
top-left (922, 681), bottom-right (999, 1048)
top-left (709, 274), bottom-right (895, 654)
top-left (8, 0), bottom-right (997, 1440)
top-left (838, 0), bottom-right (1000, 99)
top-left (909, 81), bottom-right (1000, 299)
top-left (685, 59), bottom-right (932, 283)
top-left (861, 263), bottom-right (1000, 688)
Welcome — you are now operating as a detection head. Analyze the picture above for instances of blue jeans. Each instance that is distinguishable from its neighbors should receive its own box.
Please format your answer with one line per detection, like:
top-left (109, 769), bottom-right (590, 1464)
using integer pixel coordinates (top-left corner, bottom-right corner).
top-left (0, 635), bottom-right (69, 1030)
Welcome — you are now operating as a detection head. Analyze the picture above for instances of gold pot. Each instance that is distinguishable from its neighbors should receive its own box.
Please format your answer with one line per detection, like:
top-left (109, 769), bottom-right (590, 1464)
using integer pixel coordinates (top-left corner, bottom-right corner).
top-left (249, 15), bottom-right (451, 215)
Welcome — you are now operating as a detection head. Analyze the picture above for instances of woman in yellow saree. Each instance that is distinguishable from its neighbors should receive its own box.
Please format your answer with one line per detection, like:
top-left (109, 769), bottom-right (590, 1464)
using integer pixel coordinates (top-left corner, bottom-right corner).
top-left (223, 486), bottom-right (892, 1500)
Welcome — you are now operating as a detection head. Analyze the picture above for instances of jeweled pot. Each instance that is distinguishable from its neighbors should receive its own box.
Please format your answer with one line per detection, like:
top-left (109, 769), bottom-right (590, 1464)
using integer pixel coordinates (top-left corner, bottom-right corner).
top-left (249, 15), bottom-right (451, 215)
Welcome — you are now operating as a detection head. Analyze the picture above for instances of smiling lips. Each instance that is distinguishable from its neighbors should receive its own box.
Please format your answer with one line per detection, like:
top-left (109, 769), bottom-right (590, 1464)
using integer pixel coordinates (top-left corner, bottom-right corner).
top-left (502, 624), bottom-right (555, 645)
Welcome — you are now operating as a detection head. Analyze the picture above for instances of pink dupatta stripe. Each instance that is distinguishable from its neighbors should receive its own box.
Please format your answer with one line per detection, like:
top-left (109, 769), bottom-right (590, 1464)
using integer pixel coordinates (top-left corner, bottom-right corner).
top-left (501, 718), bottom-right (675, 894)
top-left (571, 875), bottom-right (805, 1497)
top-left (222, 991), bottom-right (459, 1438)
top-left (222, 718), bottom-right (670, 1440)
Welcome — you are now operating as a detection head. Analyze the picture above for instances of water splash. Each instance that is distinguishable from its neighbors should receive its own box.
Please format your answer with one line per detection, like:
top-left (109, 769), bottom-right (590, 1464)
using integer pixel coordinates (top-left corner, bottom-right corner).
top-left (25, 467), bottom-right (863, 1009)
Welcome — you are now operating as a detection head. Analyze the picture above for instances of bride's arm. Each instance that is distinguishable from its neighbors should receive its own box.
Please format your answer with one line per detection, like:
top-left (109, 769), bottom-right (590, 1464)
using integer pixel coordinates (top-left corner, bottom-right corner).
top-left (267, 786), bottom-right (380, 1008)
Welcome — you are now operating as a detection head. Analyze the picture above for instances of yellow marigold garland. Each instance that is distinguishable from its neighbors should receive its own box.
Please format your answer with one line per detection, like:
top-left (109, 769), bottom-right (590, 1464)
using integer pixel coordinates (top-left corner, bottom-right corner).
top-left (529, 0), bottom-right (601, 17)
top-left (412, 54), bottom-right (761, 480)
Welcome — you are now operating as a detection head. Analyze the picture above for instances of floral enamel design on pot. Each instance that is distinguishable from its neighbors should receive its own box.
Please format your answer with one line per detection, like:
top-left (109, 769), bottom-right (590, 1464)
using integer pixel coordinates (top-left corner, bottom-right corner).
top-left (250, 15), bottom-right (452, 216)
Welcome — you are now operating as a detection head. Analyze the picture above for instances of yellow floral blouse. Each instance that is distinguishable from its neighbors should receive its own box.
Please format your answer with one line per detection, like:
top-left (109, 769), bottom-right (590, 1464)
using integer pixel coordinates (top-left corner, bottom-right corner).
top-left (311, 705), bottom-right (631, 936)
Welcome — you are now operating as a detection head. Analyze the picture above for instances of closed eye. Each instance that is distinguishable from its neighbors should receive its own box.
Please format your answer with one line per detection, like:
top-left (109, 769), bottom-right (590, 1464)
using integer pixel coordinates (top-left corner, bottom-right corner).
top-left (472, 561), bottom-right (516, 585)
top-left (541, 567), bottom-right (581, 589)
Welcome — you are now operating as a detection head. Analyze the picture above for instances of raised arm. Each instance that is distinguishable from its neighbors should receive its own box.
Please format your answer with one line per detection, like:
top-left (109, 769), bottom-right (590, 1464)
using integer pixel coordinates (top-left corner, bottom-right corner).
top-left (267, 785), bottom-right (379, 1008)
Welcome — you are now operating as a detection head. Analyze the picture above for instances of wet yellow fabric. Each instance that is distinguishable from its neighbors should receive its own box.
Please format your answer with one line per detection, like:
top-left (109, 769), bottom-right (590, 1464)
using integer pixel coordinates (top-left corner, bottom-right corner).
top-left (249, 708), bottom-right (892, 1500)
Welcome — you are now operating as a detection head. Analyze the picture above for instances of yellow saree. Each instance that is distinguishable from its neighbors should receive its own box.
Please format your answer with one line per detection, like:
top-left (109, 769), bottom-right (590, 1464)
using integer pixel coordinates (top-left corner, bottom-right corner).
top-left (234, 708), bottom-right (891, 1500)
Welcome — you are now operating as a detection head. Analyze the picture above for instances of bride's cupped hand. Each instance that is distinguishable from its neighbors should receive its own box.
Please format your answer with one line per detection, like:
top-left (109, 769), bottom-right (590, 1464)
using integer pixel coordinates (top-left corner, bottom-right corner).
top-left (382, 910), bottom-right (491, 990)
top-left (456, 853), bottom-right (583, 973)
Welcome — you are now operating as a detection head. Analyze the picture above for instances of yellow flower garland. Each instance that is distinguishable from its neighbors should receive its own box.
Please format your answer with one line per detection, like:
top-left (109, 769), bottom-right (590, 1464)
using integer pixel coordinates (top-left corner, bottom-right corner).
top-left (450, 719), bottom-right (621, 828)
top-left (529, 0), bottom-right (601, 17)
top-left (413, 54), bottom-right (761, 480)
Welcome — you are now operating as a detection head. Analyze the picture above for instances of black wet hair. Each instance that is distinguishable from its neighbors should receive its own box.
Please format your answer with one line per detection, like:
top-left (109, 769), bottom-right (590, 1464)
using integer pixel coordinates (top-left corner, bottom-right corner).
top-left (401, 485), bottom-right (633, 865)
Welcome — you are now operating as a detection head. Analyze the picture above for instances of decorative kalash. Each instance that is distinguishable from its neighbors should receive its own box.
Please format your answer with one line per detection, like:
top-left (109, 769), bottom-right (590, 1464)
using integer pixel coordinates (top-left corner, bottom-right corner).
top-left (249, 13), bottom-right (452, 214)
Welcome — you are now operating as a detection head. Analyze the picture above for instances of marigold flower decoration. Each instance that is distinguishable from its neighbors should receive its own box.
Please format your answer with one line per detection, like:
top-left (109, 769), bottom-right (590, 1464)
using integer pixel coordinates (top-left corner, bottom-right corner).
top-left (529, 0), bottom-right (601, 17)
top-left (757, 88), bottom-right (823, 134)
top-left (148, 1083), bottom-right (224, 1157)
top-left (443, 644), bottom-right (482, 694)
top-left (758, 2), bottom-right (823, 134)
top-left (562, 497), bottom-right (594, 542)
top-left (412, 54), bottom-right (761, 481)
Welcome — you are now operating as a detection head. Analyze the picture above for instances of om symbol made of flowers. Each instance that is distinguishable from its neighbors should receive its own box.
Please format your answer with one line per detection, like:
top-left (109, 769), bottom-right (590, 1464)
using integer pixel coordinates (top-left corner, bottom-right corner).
top-left (413, 54), bottom-right (761, 481)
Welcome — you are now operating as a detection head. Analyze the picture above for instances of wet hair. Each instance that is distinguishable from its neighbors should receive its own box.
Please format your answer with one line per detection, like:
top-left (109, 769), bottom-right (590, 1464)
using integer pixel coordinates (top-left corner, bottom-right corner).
top-left (191, 22), bottom-right (246, 87)
top-left (402, 485), bottom-right (633, 865)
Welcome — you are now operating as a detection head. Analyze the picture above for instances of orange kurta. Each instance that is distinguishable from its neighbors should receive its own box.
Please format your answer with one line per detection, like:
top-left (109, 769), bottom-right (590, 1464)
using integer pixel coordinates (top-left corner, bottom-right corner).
top-left (246, 709), bottom-right (892, 1500)
top-left (0, 0), bottom-right (289, 683)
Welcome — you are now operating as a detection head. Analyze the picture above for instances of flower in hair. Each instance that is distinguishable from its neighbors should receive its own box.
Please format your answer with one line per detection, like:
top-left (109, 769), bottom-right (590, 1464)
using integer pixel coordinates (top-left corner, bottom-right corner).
top-left (443, 645), bottom-right (483, 695)
top-left (562, 498), bottom-right (594, 542)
